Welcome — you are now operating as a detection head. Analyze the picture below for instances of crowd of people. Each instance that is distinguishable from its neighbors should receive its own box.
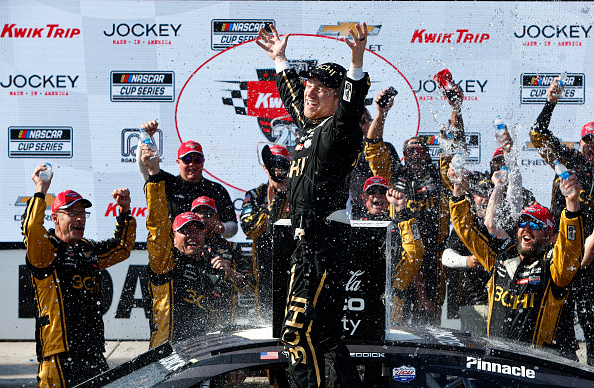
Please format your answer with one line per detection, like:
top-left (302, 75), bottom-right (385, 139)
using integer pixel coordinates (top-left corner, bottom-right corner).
top-left (20, 21), bottom-right (594, 388)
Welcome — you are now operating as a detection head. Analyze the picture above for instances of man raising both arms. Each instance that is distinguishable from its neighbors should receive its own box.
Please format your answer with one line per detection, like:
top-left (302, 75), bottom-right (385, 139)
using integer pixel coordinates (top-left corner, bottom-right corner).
top-left (257, 23), bottom-right (370, 387)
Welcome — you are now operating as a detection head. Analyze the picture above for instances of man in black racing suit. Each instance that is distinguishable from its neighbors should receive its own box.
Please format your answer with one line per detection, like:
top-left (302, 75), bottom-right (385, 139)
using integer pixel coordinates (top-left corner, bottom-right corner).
top-left (257, 23), bottom-right (370, 387)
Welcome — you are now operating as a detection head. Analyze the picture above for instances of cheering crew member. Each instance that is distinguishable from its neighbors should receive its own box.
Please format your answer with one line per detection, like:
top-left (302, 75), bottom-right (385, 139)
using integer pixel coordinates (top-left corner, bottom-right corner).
top-left (529, 79), bottom-right (594, 365)
top-left (141, 146), bottom-right (248, 348)
top-left (448, 164), bottom-right (584, 347)
top-left (359, 176), bottom-right (425, 322)
top-left (137, 120), bottom-right (238, 238)
top-left (364, 86), bottom-right (463, 325)
top-left (193, 196), bottom-right (255, 324)
top-left (22, 165), bottom-right (136, 387)
top-left (240, 145), bottom-right (290, 318)
top-left (257, 22), bottom-right (370, 387)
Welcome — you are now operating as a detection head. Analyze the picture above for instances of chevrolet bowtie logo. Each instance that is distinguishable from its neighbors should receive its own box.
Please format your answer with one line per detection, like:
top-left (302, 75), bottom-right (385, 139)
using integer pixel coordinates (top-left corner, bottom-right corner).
top-left (16, 194), bottom-right (57, 209)
top-left (317, 22), bottom-right (381, 38)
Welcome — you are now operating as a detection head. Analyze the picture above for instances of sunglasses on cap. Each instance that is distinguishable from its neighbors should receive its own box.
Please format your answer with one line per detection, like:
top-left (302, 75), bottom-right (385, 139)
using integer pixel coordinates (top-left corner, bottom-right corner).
top-left (517, 220), bottom-right (545, 231)
top-left (365, 186), bottom-right (388, 195)
top-left (194, 209), bottom-right (215, 218)
top-left (180, 154), bottom-right (204, 164)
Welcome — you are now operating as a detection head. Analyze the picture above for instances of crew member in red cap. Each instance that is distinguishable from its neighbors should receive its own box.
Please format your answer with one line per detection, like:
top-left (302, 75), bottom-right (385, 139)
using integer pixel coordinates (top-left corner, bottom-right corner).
top-left (529, 79), bottom-right (594, 364)
top-left (448, 163), bottom-right (584, 350)
top-left (357, 175), bottom-right (425, 325)
top-left (22, 165), bottom-right (136, 387)
top-left (137, 120), bottom-right (238, 238)
top-left (240, 144), bottom-right (290, 320)
top-left (257, 22), bottom-right (370, 387)
top-left (192, 196), bottom-right (255, 324)
top-left (141, 146), bottom-right (246, 348)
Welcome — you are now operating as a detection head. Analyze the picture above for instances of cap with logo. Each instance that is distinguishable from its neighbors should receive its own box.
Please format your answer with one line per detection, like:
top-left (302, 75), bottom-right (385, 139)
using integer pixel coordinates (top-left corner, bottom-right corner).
top-left (172, 211), bottom-right (205, 232)
top-left (178, 141), bottom-right (204, 159)
top-left (363, 176), bottom-right (390, 194)
top-left (298, 63), bottom-right (346, 90)
top-left (51, 190), bottom-right (92, 214)
top-left (581, 122), bottom-right (594, 141)
top-left (191, 196), bottom-right (217, 213)
top-left (521, 204), bottom-right (554, 232)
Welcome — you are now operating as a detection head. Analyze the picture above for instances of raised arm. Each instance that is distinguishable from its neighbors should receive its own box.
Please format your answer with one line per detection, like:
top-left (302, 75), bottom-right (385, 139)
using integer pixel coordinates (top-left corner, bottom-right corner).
top-left (97, 188), bottom-right (136, 269)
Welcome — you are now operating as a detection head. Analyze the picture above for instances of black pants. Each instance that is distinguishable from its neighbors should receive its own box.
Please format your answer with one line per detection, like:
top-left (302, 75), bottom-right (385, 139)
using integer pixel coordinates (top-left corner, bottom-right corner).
top-left (281, 218), bottom-right (362, 388)
top-left (38, 350), bottom-right (108, 387)
top-left (575, 267), bottom-right (594, 366)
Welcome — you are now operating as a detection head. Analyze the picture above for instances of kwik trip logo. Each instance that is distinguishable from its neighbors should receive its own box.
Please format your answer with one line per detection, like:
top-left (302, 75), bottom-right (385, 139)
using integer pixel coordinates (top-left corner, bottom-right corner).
top-left (211, 19), bottom-right (274, 50)
top-left (317, 22), bottom-right (381, 38)
top-left (110, 71), bottom-right (174, 102)
top-left (1, 24), bottom-right (80, 38)
top-left (520, 73), bottom-right (585, 104)
top-left (411, 29), bottom-right (489, 43)
top-left (9, 126), bottom-right (73, 158)
top-left (220, 60), bottom-right (319, 148)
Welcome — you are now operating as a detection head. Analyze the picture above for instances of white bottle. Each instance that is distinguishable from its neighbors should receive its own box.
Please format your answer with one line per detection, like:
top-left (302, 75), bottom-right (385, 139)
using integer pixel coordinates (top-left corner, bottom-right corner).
top-left (451, 149), bottom-right (465, 183)
top-left (557, 72), bottom-right (567, 87)
top-left (39, 163), bottom-right (53, 181)
top-left (139, 129), bottom-right (160, 159)
top-left (494, 115), bottom-right (506, 147)
top-left (553, 160), bottom-right (571, 180)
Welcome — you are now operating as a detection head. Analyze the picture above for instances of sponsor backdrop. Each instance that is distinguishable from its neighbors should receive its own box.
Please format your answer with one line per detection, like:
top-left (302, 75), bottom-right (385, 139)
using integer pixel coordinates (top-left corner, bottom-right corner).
top-left (1, 1), bottom-right (592, 339)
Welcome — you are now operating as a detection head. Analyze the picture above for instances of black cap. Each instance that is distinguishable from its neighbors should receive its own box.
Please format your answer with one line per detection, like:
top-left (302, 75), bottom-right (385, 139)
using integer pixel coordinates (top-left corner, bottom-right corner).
top-left (299, 63), bottom-right (346, 90)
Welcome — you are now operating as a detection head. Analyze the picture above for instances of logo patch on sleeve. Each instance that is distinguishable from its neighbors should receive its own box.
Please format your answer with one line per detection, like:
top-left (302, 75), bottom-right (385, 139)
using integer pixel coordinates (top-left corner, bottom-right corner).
top-left (411, 223), bottom-right (421, 241)
top-left (343, 81), bottom-right (352, 102)
top-left (567, 225), bottom-right (576, 241)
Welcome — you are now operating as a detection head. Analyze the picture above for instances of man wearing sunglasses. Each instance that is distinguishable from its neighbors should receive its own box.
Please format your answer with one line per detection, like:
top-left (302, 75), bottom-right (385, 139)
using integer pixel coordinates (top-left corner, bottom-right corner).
top-left (22, 165), bottom-right (136, 387)
top-left (448, 165), bottom-right (584, 350)
top-left (137, 120), bottom-right (238, 239)
top-left (192, 196), bottom-right (255, 325)
top-left (141, 151), bottom-right (246, 349)
top-left (257, 22), bottom-right (370, 387)
top-left (530, 80), bottom-right (594, 365)
top-left (240, 144), bottom-right (290, 319)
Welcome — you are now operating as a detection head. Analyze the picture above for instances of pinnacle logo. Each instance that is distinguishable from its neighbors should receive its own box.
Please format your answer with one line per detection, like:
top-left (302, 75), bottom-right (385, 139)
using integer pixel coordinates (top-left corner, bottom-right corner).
top-left (411, 29), bottom-right (489, 44)
top-left (1, 24), bottom-right (80, 38)
top-left (317, 22), bottom-right (381, 38)
top-left (219, 60), bottom-right (317, 147)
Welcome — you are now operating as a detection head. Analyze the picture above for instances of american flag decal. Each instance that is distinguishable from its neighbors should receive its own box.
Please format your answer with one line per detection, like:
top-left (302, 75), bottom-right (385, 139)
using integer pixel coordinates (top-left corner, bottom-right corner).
top-left (260, 351), bottom-right (279, 360)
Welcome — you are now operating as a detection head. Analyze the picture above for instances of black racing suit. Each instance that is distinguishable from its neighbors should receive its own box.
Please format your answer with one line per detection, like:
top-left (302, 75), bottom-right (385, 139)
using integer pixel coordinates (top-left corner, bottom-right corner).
top-left (450, 196), bottom-right (583, 348)
top-left (276, 66), bottom-right (369, 388)
top-left (145, 171), bottom-right (241, 348)
top-left (240, 182), bottom-right (289, 318)
top-left (22, 193), bottom-right (136, 387)
top-left (156, 169), bottom-right (237, 226)
top-left (529, 101), bottom-right (590, 362)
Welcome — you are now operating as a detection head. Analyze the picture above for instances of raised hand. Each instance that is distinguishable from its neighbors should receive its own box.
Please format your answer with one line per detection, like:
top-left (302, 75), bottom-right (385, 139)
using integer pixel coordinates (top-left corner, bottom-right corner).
top-left (343, 22), bottom-right (368, 68)
top-left (112, 188), bottom-right (131, 213)
top-left (256, 24), bottom-right (290, 63)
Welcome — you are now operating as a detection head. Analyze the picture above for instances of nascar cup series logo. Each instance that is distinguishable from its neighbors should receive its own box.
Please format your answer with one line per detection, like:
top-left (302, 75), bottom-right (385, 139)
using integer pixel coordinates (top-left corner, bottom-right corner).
top-left (9, 126), bottom-right (73, 158)
top-left (110, 71), bottom-right (174, 102)
top-left (175, 35), bottom-right (420, 193)
top-left (520, 73), bottom-right (585, 104)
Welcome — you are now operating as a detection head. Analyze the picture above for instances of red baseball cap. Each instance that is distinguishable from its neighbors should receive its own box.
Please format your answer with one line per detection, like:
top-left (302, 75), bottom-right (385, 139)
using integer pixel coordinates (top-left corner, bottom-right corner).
top-left (581, 122), bottom-right (594, 140)
top-left (172, 212), bottom-right (205, 232)
top-left (51, 190), bottom-right (92, 214)
top-left (521, 204), bottom-right (554, 231)
top-left (362, 176), bottom-right (390, 194)
top-left (177, 141), bottom-right (204, 159)
top-left (492, 147), bottom-right (504, 160)
top-left (191, 196), bottom-right (217, 213)
top-left (269, 145), bottom-right (290, 160)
